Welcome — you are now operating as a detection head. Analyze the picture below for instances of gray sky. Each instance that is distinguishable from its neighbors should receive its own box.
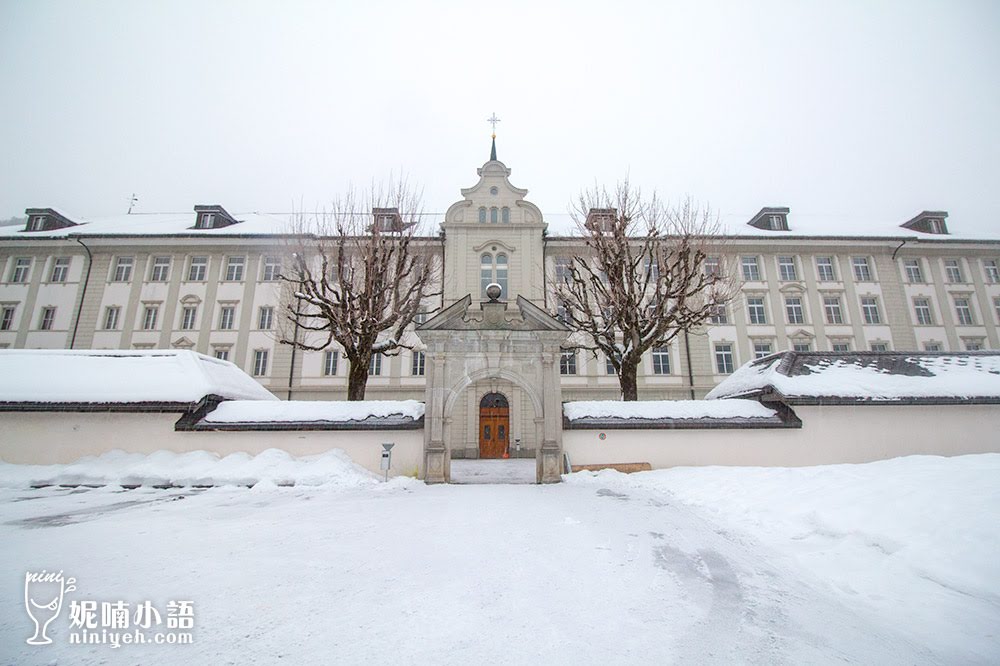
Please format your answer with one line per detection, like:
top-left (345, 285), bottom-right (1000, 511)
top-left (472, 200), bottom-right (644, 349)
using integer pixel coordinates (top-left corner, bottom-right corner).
top-left (1, 0), bottom-right (998, 235)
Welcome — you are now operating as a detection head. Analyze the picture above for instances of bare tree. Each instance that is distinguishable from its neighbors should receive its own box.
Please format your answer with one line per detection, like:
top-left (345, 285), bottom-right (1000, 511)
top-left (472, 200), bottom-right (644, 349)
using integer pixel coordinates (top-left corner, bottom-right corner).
top-left (277, 181), bottom-right (439, 400)
top-left (553, 181), bottom-right (739, 401)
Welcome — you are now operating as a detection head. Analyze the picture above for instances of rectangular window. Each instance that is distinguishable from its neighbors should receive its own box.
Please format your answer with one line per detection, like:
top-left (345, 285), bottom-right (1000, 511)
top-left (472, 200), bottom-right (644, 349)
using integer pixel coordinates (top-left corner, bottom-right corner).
top-left (11, 257), bottom-right (32, 283)
top-left (142, 305), bottom-right (159, 330)
top-left (219, 306), bottom-right (235, 330)
top-left (709, 303), bottom-right (728, 325)
top-left (258, 306), bottom-right (274, 330)
top-left (103, 306), bottom-right (120, 330)
top-left (0, 306), bottom-right (15, 331)
top-left (995, 296), bottom-right (1000, 323)
top-left (150, 256), bottom-right (171, 282)
top-left (39, 307), bottom-right (56, 331)
top-left (741, 256), bottom-right (760, 281)
top-left (605, 355), bottom-right (616, 375)
top-left (903, 259), bottom-right (924, 283)
top-left (559, 350), bottom-right (577, 375)
top-left (188, 257), bottom-right (208, 281)
top-left (784, 296), bottom-right (804, 324)
top-left (815, 257), bottom-right (836, 282)
top-left (369, 354), bottom-right (382, 376)
top-left (324, 350), bottom-right (339, 376)
top-left (714, 343), bottom-right (735, 374)
top-left (792, 341), bottom-right (812, 352)
top-left (411, 351), bottom-right (426, 376)
top-left (747, 297), bottom-right (767, 325)
top-left (870, 342), bottom-right (889, 352)
top-left (554, 257), bottom-right (572, 284)
top-left (861, 297), bottom-right (881, 325)
top-left (944, 259), bottom-right (964, 283)
top-left (704, 256), bottom-right (721, 277)
top-left (983, 260), bottom-right (1000, 284)
top-left (964, 339), bottom-right (984, 351)
top-left (253, 350), bottom-right (269, 377)
top-left (113, 257), bottom-right (133, 282)
top-left (852, 257), bottom-right (872, 282)
top-left (913, 298), bottom-right (933, 325)
top-left (753, 341), bottom-right (773, 359)
top-left (214, 349), bottom-right (230, 361)
top-left (954, 297), bottom-right (975, 325)
top-left (778, 256), bottom-right (798, 281)
top-left (50, 257), bottom-right (70, 282)
top-left (831, 342), bottom-right (851, 352)
top-left (823, 296), bottom-right (844, 324)
top-left (262, 257), bottom-right (280, 282)
top-left (225, 256), bottom-right (245, 282)
top-left (924, 342), bottom-right (942, 352)
top-left (651, 346), bottom-right (670, 375)
top-left (181, 306), bottom-right (197, 330)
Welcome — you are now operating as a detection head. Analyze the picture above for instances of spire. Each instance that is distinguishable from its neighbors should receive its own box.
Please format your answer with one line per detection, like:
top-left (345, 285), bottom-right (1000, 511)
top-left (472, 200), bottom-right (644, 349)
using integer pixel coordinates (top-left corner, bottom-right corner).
top-left (486, 112), bottom-right (500, 161)
top-left (490, 135), bottom-right (497, 161)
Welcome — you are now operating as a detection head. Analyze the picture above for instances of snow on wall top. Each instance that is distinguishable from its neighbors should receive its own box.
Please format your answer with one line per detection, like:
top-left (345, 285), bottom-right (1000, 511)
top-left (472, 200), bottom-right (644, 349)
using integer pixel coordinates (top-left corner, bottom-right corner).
top-left (0, 350), bottom-right (278, 404)
top-left (706, 352), bottom-right (1000, 402)
top-left (202, 400), bottom-right (425, 424)
top-left (563, 399), bottom-right (777, 421)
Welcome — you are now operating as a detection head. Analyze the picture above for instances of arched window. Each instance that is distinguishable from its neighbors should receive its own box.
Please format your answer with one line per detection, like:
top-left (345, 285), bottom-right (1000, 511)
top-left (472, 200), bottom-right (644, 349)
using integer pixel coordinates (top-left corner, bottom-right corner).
top-left (490, 207), bottom-right (498, 224)
top-left (501, 207), bottom-right (510, 223)
top-left (478, 207), bottom-right (487, 223)
top-left (480, 253), bottom-right (510, 299)
top-left (481, 254), bottom-right (493, 297)
top-left (495, 254), bottom-right (508, 297)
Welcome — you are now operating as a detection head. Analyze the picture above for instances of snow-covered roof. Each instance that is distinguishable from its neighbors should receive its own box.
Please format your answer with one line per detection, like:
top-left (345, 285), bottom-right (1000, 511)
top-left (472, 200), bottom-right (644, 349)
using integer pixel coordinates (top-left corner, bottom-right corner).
top-left (0, 212), bottom-right (296, 239)
top-left (0, 350), bottom-right (278, 406)
top-left (707, 351), bottom-right (1000, 403)
top-left (197, 400), bottom-right (425, 430)
top-left (562, 399), bottom-right (794, 429)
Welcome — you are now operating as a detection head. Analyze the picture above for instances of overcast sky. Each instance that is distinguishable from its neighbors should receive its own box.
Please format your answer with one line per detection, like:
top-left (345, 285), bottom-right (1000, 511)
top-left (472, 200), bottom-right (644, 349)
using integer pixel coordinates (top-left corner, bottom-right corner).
top-left (1, 0), bottom-right (998, 234)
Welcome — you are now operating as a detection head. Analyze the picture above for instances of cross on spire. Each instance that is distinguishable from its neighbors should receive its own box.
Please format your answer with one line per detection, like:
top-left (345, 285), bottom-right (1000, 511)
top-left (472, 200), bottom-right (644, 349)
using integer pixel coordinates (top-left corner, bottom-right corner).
top-left (487, 113), bottom-right (501, 138)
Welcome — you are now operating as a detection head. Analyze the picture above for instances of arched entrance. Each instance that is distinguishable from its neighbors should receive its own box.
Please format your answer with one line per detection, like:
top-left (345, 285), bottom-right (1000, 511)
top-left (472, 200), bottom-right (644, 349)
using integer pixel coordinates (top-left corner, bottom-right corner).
top-left (478, 392), bottom-right (510, 459)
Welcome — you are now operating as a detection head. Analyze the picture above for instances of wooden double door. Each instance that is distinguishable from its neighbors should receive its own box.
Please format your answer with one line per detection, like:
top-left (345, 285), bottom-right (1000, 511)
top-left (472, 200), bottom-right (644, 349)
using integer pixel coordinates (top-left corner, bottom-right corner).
top-left (478, 392), bottom-right (510, 459)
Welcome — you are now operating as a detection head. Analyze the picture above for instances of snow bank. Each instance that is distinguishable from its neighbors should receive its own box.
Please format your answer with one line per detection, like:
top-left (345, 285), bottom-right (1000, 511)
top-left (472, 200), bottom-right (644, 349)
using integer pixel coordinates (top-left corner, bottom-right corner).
top-left (0, 449), bottom-right (392, 489)
top-left (203, 399), bottom-right (425, 423)
top-left (564, 399), bottom-right (776, 421)
top-left (0, 349), bottom-right (277, 403)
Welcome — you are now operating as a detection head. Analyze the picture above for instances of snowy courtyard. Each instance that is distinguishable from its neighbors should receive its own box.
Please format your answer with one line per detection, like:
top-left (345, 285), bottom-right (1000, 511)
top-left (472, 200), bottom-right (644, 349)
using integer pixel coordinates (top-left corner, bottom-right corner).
top-left (1, 453), bottom-right (999, 665)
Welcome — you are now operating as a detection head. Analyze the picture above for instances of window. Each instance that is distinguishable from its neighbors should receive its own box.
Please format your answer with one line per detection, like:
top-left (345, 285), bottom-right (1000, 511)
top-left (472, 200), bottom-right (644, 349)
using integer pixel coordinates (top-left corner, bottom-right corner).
top-left (113, 257), bottom-right (133, 282)
top-left (324, 350), bottom-right (339, 376)
top-left (605, 355), bottom-right (616, 375)
top-left (784, 296), bottom-right (804, 324)
top-left (150, 256), bottom-right (170, 282)
top-left (103, 306), bottom-right (120, 330)
top-left (924, 342), bottom-right (942, 352)
top-left (28, 216), bottom-right (45, 231)
top-left (709, 303), bottom-right (728, 325)
top-left (995, 296), bottom-right (1000, 323)
top-left (478, 207), bottom-right (487, 223)
top-left (501, 207), bottom-right (510, 223)
top-left (225, 256), bottom-right (245, 281)
top-left (369, 354), bottom-right (382, 376)
top-left (411, 351), bottom-right (426, 376)
top-left (870, 342), bottom-right (889, 352)
top-left (39, 307), bottom-right (56, 331)
top-left (964, 339), bottom-right (984, 351)
top-left (258, 306), bottom-right (274, 330)
top-left (792, 340), bottom-right (812, 352)
top-left (554, 257), bottom-right (572, 284)
top-left (852, 257), bottom-right (872, 282)
top-left (714, 343), bottom-right (735, 374)
top-left (219, 306), bottom-right (235, 330)
top-left (490, 207), bottom-right (499, 224)
top-left (944, 259), bottom-right (963, 283)
top-left (778, 256), bottom-right (798, 281)
top-left (262, 257), bottom-right (280, 282)
top-left (50, 257), bottom-right (70, 283)
top-left (480, 254), bottom-right (493, 297)
top-left (747, 297), bottom-right (767, 325)
top-left (954, 297), bottom-right (975, 325)
top-left (495, 254), bottom-right (508, 297)
top-left (188, 257), bottom-right (208, 281)
top-left (913, 298), bottom-right (933, 325)
top-left (704, 256), bottom-right (721, 277)
top-left (560, 350), bottom-right (577, 375)
top-left (490, 186), bottom-right (498, 195)
top-left (767, 214), bottom-right (784, 230)
top-left (214, 348), bottom-right (230, 361)
top-left (652, 346), bottom-right (670, 375)
top-left (11, 258), bottom-right (32, 283)
top-left (903, 259), bottom-right (924, 283)
top-left (741, 256), bottom-right (760, 281)
top-left (199, 213), bottom-right (216, 229)
top-left (413, 311), bottom-right (429, 325)
top-left (823, 296), bottom-right (844, 324)
top-left (831, 342), bottom-right (851, 352)
top-left (644, 257), bottom-right (660, 282)
top-left (753, 341), bottom-right (773, 359)
top-left (555, 300), bottom-right (569, 323)
top-left (142, 305), bottom-right (159, 330)
top-left (0, 306), bottom-right (14, 331)
top-left (480, 253), bottom-right (508, 298)
top-left (816, 257), bottom-right (836, 282)
top-left (984, 260), bottom-right (1000, 284)
top-left (181, 306), bottom-right (197, 330)
top-left (861, 297), bottom-right (881, 324)
top-left (253, 350), bottom-right (269, 376)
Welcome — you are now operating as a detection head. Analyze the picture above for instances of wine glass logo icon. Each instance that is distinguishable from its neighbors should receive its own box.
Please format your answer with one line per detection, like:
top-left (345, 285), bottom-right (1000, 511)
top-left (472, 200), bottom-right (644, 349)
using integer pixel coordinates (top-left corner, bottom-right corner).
top-left (24, 571), bottom-right (76, 645)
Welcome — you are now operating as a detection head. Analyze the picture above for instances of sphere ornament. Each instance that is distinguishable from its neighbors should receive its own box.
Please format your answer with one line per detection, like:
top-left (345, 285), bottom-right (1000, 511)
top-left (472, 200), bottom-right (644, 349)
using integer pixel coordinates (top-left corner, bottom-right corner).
top-left (485, 283), bottom-right (502, 302)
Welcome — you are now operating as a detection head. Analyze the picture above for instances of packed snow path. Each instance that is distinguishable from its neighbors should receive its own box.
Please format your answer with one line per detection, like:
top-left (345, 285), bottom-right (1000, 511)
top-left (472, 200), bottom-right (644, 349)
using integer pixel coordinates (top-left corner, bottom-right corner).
top-left (0, 480), bottom-right (992, 664)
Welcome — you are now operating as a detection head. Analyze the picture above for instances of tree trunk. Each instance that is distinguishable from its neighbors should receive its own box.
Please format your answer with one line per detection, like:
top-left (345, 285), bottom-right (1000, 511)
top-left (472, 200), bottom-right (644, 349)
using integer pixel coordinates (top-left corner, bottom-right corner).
top-left (347, 358), bottom-right (369, 401)
top-left (619, 360), bottom-right (639, 401)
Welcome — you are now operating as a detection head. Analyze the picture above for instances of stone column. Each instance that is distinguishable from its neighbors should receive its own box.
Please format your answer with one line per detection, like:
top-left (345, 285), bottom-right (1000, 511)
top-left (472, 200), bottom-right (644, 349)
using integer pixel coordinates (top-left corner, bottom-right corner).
top-left (423, 339), bottom-right (448, 484)
top-left (536, 342), bottom-right (563, 483)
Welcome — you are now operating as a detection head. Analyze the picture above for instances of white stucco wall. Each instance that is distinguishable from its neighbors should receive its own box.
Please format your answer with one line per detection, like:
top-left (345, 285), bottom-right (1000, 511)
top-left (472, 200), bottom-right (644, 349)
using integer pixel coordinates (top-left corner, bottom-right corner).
top-left (0, 412), bottom-right (424, 478)
top-left (563, 404), bottom-right (1000, 469)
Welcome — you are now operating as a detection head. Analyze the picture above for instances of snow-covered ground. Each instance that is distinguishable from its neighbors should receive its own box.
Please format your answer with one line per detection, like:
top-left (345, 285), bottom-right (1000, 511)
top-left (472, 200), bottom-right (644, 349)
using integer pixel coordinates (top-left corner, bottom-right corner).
top-left (1, 454), bottom-right (998, 664)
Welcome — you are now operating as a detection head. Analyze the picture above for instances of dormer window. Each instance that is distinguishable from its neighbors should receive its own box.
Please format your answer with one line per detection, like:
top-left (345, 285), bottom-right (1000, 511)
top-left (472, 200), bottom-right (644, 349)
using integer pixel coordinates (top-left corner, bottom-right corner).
top-left (192, 204), bottom-right (239, 230)
top-left (901, 210), bottom-right (949, 235)
top-left (585, 208), bottom-right (617, 232)
top-left (747, 207), bottom-right (790, 231)
top-left (28, 216), bottom-right (45, 231)
top-left (22, 208), bottom-right (78, 232)
top-left (370, 207), bottom-right (413, 233)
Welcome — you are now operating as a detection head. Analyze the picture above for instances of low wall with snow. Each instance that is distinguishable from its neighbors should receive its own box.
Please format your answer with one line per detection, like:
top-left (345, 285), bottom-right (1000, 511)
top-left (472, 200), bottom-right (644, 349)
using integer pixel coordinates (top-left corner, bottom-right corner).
top-left (0, 412), bottom-right (424, 478)
top-left (563, 403), bottom-right (1000, 468)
